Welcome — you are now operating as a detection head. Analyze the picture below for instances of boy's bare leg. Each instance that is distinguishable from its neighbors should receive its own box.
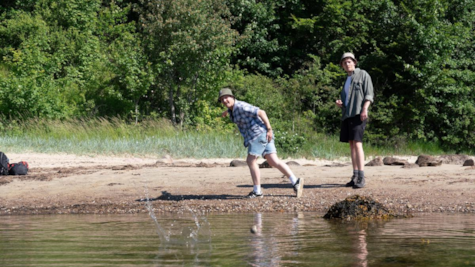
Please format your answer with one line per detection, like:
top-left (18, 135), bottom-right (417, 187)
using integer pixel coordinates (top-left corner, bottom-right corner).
top-left (264, 153), bottom-right (294, 178)
top-left (265, 153), bottom-right (304, 198)
top-left (247, 154), bottom-right (261, 188)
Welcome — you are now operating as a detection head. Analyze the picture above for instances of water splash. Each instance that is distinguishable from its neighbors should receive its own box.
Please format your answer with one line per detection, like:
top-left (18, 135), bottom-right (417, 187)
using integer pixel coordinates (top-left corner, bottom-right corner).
top-left (143, 192), bottom-right (170, 242)
top-left (141, 185), bottom-right (211, 245)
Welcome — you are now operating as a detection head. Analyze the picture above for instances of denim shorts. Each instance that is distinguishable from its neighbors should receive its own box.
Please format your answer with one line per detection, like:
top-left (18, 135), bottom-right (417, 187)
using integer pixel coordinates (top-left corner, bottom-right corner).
top-left (247, 132), bottom-right (277, 157)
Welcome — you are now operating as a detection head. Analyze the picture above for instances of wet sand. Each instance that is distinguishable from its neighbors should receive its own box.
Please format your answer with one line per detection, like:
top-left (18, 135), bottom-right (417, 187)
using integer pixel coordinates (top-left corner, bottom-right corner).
top-left (0, 153), bottom-right (474, 215)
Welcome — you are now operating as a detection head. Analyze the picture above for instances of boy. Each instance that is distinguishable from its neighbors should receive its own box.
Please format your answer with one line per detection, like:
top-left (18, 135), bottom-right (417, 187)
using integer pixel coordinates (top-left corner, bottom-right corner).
top-left (219, 88), bottom-right (304, 198)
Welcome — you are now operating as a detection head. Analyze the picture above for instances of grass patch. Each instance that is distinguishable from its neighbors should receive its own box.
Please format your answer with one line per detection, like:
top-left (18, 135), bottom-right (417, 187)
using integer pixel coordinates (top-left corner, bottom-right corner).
top-left (0, 117), bottom-right (469, 159)
top-left (0, 118), bottom-right (247, 158)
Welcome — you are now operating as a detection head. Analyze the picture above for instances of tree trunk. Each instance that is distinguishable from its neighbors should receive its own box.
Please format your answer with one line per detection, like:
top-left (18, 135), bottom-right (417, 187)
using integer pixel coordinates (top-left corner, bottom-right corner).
top-left (168, 86), bottom-right (176, 125)
top-left (135, 100), bottom-right (139, 125)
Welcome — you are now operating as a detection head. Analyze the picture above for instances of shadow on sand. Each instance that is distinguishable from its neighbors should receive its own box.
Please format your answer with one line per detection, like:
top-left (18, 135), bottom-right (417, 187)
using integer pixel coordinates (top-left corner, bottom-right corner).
top-left (136, 190), bottom-right (243, 202)
top-left (236, 183), bottom-right (346, 189)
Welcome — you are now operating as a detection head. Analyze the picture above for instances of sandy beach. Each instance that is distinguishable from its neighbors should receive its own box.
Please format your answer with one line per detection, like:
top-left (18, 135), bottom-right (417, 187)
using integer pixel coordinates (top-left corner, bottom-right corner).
top-left (0, 153), bottom-right (474, 215)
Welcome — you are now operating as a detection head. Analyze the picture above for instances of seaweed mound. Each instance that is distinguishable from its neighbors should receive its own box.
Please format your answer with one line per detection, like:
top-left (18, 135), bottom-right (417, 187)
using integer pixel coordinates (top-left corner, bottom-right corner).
top-left (324, 195), bottom-right (395, 220)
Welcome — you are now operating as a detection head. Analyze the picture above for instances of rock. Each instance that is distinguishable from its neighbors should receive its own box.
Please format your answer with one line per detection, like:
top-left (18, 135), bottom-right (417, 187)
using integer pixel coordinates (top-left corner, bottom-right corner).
top-left (416, 155), bottom-right (442, 167)
top-left (463, 159), bottom-right (474, 166)
top-left (439, 154), bottom-right (471, 165)
top-left (286, 161), bottom-right (301, 166)
top-left (259, 161), bottom-right (272, 168)
top-left (155, 160), bottom-right (170, 166)
top-left (365, 157), bottom-right (383, 166)
top-left (324, 162), bottom-right (350, 167)
top-left (196, 162), bottom-right (214, 168)
top-left (161, 155), bottom-right (173, 164)
top-left (323, 195), bottom-right (397, 220)
top-left (402, 163), bottom-right (419, 169)
top-left (383, 157), bottom-right (408, 165)
top-left (230, 160), bottom-right (247, 167)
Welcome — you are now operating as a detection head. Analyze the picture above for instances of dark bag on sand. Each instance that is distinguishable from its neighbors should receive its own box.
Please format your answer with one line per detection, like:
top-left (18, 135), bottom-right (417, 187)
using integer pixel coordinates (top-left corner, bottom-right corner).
top-left (0, 152), bottom-right (9, 175)
top-left (8, 161), bottom-right (29, 175)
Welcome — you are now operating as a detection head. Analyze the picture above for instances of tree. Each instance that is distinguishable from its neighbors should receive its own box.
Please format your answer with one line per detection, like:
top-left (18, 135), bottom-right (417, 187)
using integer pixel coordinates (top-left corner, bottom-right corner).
top-left (363, 0), bottom-right (475, 149)
top-left (98, 1), bottom-right (153, 122)
top-left (139, 0), bottom-right (237, 127)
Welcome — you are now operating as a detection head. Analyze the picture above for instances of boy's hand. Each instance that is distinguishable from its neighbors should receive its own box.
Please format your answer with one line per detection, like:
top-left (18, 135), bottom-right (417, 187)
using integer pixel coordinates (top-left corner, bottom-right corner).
top-left (221, 110), bottom-right (228, 117)
top-left (266, 129), bottom-right (273, 142)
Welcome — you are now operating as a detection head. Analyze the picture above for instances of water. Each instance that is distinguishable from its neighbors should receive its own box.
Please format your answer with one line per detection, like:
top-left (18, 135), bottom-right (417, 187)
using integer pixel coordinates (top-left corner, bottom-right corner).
top-left (0, 213), bottom-right (474, 266)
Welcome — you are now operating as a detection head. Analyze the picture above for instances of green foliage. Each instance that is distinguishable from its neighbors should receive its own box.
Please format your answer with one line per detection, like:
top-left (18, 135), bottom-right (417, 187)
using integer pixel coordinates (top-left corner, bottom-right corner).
top-left (0, 0), bottom-right (474, 153)
top-left (98, 2), bottom-right (154, 121)
top-left (362, 0), bottom-right (475, 150)
top-left (139, 0), bottom-right (237, 127)
top-left (274, 130), bottom-right (306, 155)
top-left (192, 99), bottom-right (235, 133)
top-left (231, 74), bottom-right (287, 128)
top-left (227, 0), bottom-right (286, 77)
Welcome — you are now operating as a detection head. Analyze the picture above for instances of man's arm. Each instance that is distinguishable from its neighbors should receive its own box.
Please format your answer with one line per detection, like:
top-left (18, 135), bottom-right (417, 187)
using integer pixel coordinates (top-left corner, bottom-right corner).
top-left (257, 110), bottom-right (273, 142)
top-left (360, 100), bottom-right (371, 121)
top-left (361, 71), bottom-right (374, 121)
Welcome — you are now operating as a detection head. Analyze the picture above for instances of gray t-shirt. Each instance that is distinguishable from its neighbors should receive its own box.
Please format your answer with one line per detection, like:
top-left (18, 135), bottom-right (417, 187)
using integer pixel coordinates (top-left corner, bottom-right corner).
top-left (344, 76), bottom-right (352, 106)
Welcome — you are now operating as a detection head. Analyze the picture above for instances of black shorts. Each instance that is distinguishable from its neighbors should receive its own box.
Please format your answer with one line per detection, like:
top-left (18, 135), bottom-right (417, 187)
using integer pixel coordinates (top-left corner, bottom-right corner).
top-left (340, 116), bottom-right (367, 143)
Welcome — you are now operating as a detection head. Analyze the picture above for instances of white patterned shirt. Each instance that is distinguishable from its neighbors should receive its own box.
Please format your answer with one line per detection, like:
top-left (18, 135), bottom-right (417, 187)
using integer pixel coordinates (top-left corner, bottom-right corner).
top-left (228, 100), bottom-right (267, 147)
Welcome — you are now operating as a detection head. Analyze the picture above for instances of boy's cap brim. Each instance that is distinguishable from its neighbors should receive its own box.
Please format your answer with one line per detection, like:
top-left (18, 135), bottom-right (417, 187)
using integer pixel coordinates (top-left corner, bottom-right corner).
top-left (340, 52), bottom-right (357, 65)
top-left (217, 88), bottom-right (234, 102)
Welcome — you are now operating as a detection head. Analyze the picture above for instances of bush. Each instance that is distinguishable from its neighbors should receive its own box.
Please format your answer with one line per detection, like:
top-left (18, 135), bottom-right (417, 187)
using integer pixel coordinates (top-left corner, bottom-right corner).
top-left (274, 130), bottom-right (306, 155)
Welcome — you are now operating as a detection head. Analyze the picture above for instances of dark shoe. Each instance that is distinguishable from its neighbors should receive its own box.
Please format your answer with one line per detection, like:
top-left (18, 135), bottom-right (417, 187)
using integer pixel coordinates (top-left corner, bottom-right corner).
top-left (345, 175), bottom-right (356, 187)
top-left (293, 178), bottom-right (304, 198)
top-left (247, 191), bottom-right (263, 198)
top-left (353, 176), bottom-right (366, 189)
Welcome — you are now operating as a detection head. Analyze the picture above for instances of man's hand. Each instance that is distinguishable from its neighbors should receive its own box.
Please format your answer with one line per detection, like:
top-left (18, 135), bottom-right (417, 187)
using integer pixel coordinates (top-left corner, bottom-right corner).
top-left (360, 109), bottom-right (368, 121)
top-left (335, 99), bottom-right (343, 108)
top-left (360, 100), bottom-right (371, 121)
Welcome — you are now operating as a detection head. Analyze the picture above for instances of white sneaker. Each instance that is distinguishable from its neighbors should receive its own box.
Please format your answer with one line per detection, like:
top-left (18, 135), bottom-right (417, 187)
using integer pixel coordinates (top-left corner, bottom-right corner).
top-left (293, 178), bottom-right (304, 198)
top-left (247, 191), bottom-right (263, 198)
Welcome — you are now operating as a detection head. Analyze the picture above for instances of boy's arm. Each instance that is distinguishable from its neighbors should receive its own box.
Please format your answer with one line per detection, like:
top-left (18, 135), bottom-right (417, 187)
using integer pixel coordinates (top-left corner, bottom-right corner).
top-left (257, 110), bottom-right (273, 142)
top-left (221, 110), bottom-right (228, 117)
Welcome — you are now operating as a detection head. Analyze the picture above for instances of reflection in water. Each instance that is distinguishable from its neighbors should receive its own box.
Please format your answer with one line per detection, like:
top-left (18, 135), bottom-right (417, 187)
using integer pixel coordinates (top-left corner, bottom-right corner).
top-left (248, 212), bottom-right (281, 266)
top-left (0, 213), bottom-right (474, 266)
top-left (354, 229), bottom-right (368, 267)
top-left (248, 212), bottom-right (306, 266)
top-left (325, 219), bottom-right (388, 267)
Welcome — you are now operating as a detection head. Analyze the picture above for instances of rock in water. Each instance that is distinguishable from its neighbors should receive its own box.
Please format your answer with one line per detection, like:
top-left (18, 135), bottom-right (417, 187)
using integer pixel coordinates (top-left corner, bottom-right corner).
top-left (323, 195), bottom-right (396, 220)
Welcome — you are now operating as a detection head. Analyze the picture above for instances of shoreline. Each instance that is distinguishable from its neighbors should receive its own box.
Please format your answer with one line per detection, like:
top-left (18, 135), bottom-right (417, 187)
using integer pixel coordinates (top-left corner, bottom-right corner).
top-left (0, 153), bottom-right (474, 216)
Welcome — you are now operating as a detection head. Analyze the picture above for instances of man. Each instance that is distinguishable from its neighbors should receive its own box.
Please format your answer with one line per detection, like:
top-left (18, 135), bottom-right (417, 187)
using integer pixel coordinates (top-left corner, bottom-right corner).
top-left (335, 53), bottom-right (374, 188)
top-left (218, 88), bottom-right (304, 198)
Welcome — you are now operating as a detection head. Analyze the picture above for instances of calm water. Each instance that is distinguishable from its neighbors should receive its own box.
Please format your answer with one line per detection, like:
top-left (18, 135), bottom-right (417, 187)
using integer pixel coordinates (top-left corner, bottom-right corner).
top-left (0, 212), bottom-right (474, 267)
